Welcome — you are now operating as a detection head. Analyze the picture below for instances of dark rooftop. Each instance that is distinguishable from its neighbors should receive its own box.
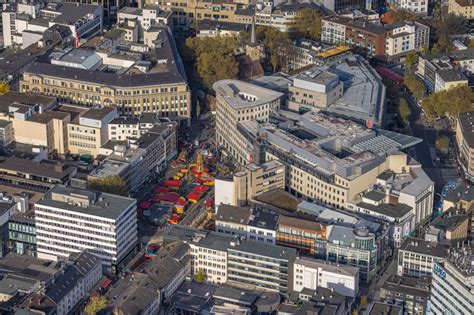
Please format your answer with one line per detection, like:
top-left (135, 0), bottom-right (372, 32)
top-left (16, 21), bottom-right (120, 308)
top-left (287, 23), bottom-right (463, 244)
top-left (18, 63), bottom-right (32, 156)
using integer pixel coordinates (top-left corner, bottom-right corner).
top-left (47, 3), bottom-right (99, 26)
top-left (399, 237), bottom-right (449, 258)
top-left (215, 204), bottom-right (251, 225)
top-left (377, 170), bottom-right (394, 181)
top-left (278, 215), bottom-right (325, 233)
top-left (383, 274), bottom-right (431, 298)
top-left (213, 286), bottom-right (258, 306)
top-left (356, 201), bottom-right (413, 218)
top-left (363, 190), bottom-right (386, 202)
top-left (0, 45), bottom-right (49, 82)
top-left (323, 16), bottom-right (388, 35)
top-left (80, 107), bottom-right (116, 121)
top-left (444, 182), bottom-right (474, 203)
top-left (0, 92), bottom-right (56, 113)
top-left (25, 28), bottom-right (187, 88)
top-left (0, 157), bottom-right (75, 181)
top-left (367, 302), bottom-right (403, 315)
top-left (247, 208), bottom-right (280, 230)
top-left (437, 69), bottom-right (468, 82)
top-left (310, 286), bottom-right (346, 306)
top-left (431, 209), bottom-right (468, 232)
top-left (110, 116), bottom-right (140, 125)
top-left (69, 250), bottom-right (101, 276)
top-left (45, 265), bottom-right (82, 303)
top-left (454, 0), bottom-right (474, 7)
top-left (135, 127), bottom-right (168, 149)
top-left (111, 273), bottom-right (160, 314)
top-left (29, 111), bottom-right (70, 124)
top-left (172, 281), bottom-right (215, 313)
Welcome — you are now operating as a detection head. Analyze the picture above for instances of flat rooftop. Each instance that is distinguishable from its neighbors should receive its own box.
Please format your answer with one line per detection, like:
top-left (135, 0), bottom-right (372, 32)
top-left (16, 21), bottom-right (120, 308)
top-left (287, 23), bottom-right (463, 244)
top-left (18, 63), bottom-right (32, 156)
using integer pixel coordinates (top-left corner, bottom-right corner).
top-left (0, 92), bottom-right (56, 113)
top-left (248, 208), bottom-right (280, 230)
top-left (356, 201), bottom-right (413, 218)
top-left (26, 27), bottom-right (187, 88)
top-left (36, 185), bottom-right (136, 220)
top-left (29, 111), bottom-right (70, 124)
top-left (163, 225), bottom-right (237, 252)
top-left (323, 16), bottom-right (388, 35)
top-left (294, 69), bottom-right (339, 86)
top-left (80, 107), bottom-right (116, 121)
top-left (446, 244), bottom-right (474, 277)
top-left (400, 237), bottom-right (449, 258)
top-left (213, 79), bottom-right (283, 110)
top-left (229, 239), bottom-right (296, 261)
top-left (51, 48), bottom-right (98, 65)
top-left (0, 157), bottom-right (75, 181)
top-left (294, 256), bottom-right (359, 277)
top-left (89, 159), bottom-right (129, 178)
top-left (314, 55), bottom-right (385, 125)
top-left (241, 110), bottom-right (421, 180)
top-left (216, 204), bottom-right (251, 225)
top-left (437, 69), bottom-right (468, 82)
top-left (278, 215), bottom-right (325, 233)
top-left (44, 3), bottom-right (99, 26)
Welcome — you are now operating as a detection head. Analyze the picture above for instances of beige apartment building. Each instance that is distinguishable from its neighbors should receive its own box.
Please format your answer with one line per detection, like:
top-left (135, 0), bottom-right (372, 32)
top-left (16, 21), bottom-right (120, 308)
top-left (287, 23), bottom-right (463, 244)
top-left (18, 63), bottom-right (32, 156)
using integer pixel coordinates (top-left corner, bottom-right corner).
top-left (151, 0), bottom-right (252, 27)
top-left (266, 151), bottom-right (416, 209)
top-left (221, 103), bottom-right (425, 209)
top-left (20, 28), bottom-right (191, 123)
top-left (215, 160), bottom-right (285, 207)
top-left (21, 70), bottom-right (190, 119)
top-left (213, 79), bottom-right (283, 165)
top-left (0, 92), bottom-right (70, 155)
top-left (456, 111), bottom-right (474, 182)
top-left (288, 70), bottom-right (344, 112)
top-left (11, 111), bottom-right (70, 156)
top-left (448, 0), bottom-right (474, 19)
top-left (67, 107), bottom-right (118, 158)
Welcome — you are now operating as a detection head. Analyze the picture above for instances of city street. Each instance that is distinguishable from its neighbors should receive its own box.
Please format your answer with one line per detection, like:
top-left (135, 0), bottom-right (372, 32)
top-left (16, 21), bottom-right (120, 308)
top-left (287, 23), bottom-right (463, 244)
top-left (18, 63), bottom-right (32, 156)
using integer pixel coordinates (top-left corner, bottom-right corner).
top-left (135, 115), bottom-right (217, 245)
top-left (403, 91), bottom-right (461, 192)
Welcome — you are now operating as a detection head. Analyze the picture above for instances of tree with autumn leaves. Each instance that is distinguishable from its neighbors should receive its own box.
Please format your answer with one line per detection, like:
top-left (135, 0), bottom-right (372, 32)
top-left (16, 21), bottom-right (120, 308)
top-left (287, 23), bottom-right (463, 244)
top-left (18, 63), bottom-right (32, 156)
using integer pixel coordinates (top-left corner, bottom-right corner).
top-left (181, 35), bottom-right (239, 90)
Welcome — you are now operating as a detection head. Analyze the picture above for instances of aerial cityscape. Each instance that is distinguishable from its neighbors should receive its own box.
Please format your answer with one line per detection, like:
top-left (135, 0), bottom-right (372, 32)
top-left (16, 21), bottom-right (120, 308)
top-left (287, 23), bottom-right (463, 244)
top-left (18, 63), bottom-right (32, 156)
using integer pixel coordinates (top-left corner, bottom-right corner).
top-left (0, 0), bottom-right (472, 313)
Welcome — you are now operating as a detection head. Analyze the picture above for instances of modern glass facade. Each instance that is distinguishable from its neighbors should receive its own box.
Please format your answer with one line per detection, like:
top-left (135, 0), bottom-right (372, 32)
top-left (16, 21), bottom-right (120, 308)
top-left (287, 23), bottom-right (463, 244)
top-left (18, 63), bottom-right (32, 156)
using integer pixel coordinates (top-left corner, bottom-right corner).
top-left (8, 217), bottom-right (36, 257)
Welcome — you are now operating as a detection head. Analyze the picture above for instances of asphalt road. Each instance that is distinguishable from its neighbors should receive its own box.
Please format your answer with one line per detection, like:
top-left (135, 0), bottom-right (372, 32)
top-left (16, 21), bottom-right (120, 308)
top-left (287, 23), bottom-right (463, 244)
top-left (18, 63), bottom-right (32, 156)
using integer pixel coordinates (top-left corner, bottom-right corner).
top-left (403, 91), bottom-right (444, 191)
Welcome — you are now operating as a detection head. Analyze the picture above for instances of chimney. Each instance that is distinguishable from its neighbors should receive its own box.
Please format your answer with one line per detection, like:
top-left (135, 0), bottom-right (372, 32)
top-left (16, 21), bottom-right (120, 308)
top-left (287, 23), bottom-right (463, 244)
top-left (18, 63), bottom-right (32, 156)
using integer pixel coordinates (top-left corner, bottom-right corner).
top-left (54, 162), bottom-right (64, 172)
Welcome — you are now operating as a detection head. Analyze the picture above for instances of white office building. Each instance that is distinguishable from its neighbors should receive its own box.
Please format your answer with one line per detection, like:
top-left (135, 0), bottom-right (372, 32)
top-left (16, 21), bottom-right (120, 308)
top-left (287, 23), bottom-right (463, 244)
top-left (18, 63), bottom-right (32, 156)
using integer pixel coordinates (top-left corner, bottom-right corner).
top-left (390, 0), bottom-right (428, 16)
top-left (430, 245), bottom-right (474, 314)
top-left (2, 2), bottom-right (103, 48)
top-left (214, 79), bottom-right (283, 165)
top-left (385, 22), bottom-right (429, 58)
top-left (108, 115), bottom-right (158, 141)
top-left (35, 185), bottom-right (138, 273)
top-left (117, 4), bottom-right (172, 38)
top-left (397, 238), bottom-right (449, 278)
top-left (163, 225), bottom-right (235, 284)
top-left (293, 257), bottom-right (360, 298)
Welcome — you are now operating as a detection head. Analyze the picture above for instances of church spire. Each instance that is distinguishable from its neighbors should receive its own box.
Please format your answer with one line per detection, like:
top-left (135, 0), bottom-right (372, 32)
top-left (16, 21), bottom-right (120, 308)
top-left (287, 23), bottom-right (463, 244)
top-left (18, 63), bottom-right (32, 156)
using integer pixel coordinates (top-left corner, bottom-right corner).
top-left (250, 14), bottom-right (256, 45)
